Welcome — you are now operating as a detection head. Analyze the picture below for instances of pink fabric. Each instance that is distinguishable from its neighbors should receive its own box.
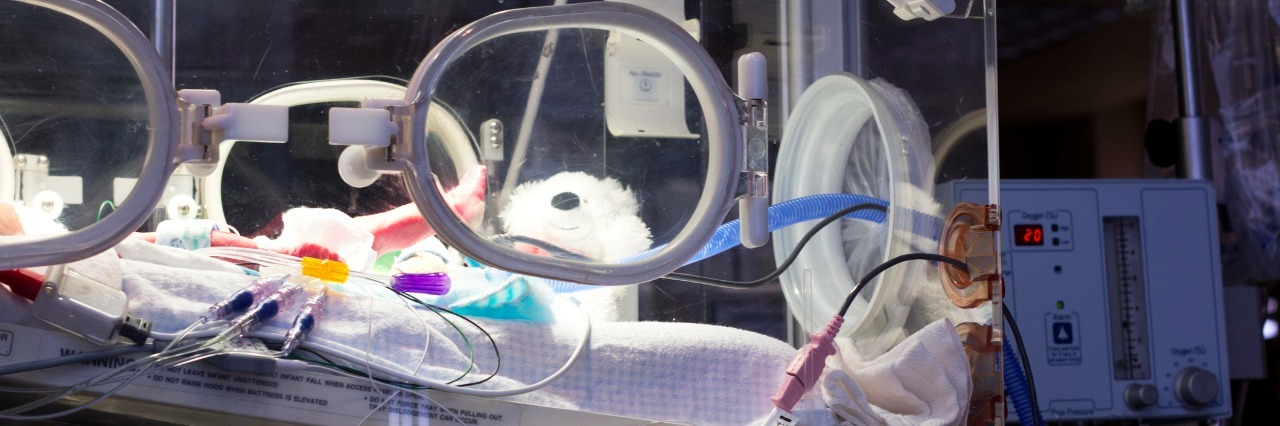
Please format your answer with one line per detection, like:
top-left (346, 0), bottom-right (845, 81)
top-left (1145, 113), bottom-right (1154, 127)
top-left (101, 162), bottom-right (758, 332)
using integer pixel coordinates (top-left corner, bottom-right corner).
top-left (356, 165), bottom-right (486, 254)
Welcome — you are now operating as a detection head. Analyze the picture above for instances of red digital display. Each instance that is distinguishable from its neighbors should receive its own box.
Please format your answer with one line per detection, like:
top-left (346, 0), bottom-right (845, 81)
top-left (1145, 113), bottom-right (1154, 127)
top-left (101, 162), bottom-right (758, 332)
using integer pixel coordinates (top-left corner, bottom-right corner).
top-left (1014, 224), bottom-right (1044, 246)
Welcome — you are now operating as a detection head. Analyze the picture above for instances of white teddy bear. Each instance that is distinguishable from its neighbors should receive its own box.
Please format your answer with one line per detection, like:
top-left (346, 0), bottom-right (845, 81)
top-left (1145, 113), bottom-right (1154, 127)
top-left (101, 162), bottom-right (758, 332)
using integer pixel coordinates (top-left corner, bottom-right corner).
top-left (500, 171), bottom-right (653, 262)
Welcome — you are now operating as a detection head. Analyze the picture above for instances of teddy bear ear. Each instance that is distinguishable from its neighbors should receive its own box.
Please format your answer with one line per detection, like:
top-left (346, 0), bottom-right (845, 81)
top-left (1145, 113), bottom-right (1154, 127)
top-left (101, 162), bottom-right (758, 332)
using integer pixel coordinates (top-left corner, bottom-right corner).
top-left (595, 179), bottom-right (643, 216)
top-left (597, 215), bottom-right (654, 261)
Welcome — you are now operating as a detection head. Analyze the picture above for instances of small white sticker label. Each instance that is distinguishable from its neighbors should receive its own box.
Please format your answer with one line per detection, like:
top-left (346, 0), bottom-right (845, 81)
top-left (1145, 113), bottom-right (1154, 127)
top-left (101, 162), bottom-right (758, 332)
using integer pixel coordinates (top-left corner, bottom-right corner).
top-left (627, 68), bottom-right (665, 104)
top-left (0, 329), bottom-right (12, 356)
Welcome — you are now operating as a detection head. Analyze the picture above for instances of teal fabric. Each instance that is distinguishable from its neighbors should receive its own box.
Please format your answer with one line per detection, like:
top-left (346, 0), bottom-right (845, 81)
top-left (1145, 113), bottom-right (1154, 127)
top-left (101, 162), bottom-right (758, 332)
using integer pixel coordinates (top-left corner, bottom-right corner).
top-left (446, 268), bottom-right (556, 322)
top-left (391, 247), bottom-right (556, 322)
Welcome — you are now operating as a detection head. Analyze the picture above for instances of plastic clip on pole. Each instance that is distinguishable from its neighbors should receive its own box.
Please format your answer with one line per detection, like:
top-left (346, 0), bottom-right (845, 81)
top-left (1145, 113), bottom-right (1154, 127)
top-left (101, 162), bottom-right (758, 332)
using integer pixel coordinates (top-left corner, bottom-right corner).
top-left (737, 52), bottom-right (770, 249)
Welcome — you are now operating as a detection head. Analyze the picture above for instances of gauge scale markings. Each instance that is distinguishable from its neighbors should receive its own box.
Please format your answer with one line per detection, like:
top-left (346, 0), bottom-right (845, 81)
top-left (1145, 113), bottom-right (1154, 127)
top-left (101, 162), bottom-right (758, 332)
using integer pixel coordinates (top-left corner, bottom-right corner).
top-left (1104, 216), bottom-right (1152, 380)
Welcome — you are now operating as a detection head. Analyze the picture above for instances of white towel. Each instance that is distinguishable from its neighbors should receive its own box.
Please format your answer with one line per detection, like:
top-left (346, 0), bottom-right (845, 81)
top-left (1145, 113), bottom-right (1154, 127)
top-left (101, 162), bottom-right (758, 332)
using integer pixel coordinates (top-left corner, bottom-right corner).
top-left (0, 242), bottom-right (829, 425)
top-left (252, 208), bottom-right (378, 271)
top-left (820, 318), bottom-right (972, 426)
top-left (5, 201), bottom-right (69, 236)
top-left (0, 237), bottom-right (972, 425)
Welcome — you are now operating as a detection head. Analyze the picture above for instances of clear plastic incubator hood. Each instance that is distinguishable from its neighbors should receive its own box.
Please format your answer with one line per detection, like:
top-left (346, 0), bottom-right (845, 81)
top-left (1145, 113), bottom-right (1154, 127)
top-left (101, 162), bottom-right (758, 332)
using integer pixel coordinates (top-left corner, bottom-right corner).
top-left (0, 0), bottom-right (1002, 424)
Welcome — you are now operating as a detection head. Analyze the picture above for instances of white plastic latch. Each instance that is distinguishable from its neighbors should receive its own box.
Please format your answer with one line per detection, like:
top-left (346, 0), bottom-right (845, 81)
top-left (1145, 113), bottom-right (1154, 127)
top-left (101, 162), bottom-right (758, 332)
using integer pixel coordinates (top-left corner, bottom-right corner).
top-left (737, 52), bottom-right (770, 249)
top-left (336, 146), bottom-right (381, 188)
top-left (165, 193), bottom-right (200, 220)
top-left (175, 89), bottom-right (288, 177)
top-left (885, 0), bottom-right (956, 21)
top-left (30, 190), bottom-right (64, 220)
top-left (329, 99), bottom-right (406, 188)
top-left (203, 103), bottom-right (289, 142)
top-left (329, 108), bottom-right (398, 147)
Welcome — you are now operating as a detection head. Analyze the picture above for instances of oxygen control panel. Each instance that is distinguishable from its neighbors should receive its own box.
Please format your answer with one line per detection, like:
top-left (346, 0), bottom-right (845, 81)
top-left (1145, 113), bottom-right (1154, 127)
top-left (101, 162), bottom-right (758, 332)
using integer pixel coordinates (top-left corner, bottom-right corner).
top-left (939, 180), bottom-right (1231, 422)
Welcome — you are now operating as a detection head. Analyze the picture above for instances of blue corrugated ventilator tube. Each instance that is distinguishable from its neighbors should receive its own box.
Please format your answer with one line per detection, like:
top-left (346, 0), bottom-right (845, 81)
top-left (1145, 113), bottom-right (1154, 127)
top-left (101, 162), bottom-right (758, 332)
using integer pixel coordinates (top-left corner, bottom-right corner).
top-left (546, 193), bottom-right (889, 293)
top-left (1004, 339), bottom-right (1040, 425)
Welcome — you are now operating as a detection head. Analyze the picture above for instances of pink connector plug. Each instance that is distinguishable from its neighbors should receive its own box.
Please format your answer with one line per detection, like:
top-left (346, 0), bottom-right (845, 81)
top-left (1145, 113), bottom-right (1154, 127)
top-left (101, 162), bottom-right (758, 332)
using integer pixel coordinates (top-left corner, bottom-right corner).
top-left (771, 314), bottom-right (844, 412)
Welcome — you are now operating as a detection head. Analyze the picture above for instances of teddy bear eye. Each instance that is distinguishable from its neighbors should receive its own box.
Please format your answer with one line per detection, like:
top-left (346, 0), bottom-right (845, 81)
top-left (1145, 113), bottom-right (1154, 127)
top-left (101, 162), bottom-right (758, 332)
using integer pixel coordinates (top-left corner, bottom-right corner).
top-left (551, 192), bottom-right (581, 210)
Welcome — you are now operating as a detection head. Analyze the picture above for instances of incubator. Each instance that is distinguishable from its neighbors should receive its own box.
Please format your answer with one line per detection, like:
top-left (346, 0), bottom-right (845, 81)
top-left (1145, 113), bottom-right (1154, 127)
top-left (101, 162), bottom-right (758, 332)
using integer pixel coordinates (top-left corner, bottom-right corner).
top-left (0, 0), bottom-right (1003, 424)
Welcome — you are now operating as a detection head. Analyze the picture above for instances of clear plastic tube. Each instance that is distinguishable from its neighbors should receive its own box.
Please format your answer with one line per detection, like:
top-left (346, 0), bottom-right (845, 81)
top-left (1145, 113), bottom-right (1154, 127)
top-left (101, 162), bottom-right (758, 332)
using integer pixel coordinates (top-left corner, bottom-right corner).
top-left (280, 288), bottom-right (327, 356)
top-left (197, 246), bottom-right (301, 267)
top-left (298, 296), bottom-right (592, 398)
top-left (207, 274), bottom-right (291, 321)
top-left (1, 315), bottom-right (219, 419)
top-left (226, 282), bottom-right (306, 337)
top-left (195, 246), bottom-right (388, 282)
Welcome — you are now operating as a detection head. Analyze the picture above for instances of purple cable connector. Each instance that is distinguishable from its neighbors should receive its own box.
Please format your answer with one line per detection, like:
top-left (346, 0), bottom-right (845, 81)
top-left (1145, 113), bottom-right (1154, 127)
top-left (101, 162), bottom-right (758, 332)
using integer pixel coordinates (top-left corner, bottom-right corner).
top-left (391, 273), bottom-right (451, 295)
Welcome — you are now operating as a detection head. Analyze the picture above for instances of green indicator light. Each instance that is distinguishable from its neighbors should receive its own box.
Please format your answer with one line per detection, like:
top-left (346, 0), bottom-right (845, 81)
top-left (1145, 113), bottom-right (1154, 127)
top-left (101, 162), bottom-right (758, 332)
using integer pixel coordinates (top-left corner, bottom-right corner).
top-left (1056, 301), bottom-right (1065, 310)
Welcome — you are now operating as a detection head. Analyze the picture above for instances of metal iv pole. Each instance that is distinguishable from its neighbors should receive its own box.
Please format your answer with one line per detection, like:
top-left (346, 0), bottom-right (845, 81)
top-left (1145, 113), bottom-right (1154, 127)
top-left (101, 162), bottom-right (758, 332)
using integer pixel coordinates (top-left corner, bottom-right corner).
top-left (1172, 0), bottom-right (1212, 180)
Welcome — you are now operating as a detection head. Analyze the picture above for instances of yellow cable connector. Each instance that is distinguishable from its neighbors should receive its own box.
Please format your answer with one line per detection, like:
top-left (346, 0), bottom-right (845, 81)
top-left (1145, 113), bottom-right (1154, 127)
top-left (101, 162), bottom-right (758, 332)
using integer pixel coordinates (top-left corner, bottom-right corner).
top-left (300, 257), bottom-right (348, 283)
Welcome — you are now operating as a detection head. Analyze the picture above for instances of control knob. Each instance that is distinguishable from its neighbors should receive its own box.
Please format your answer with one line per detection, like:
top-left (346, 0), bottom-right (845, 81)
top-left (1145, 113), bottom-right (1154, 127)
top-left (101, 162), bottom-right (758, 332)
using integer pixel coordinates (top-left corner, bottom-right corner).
top-left (1124, 383), bottom-right (1158, 410)
top-left (1174, 367), bottom-right (1219, 408)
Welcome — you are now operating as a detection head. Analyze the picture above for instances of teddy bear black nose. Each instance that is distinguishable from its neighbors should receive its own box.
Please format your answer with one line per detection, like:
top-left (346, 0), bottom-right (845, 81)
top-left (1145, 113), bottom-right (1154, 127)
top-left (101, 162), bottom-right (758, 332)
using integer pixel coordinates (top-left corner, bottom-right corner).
top-left (551, 192), bottom-right (580, 210)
